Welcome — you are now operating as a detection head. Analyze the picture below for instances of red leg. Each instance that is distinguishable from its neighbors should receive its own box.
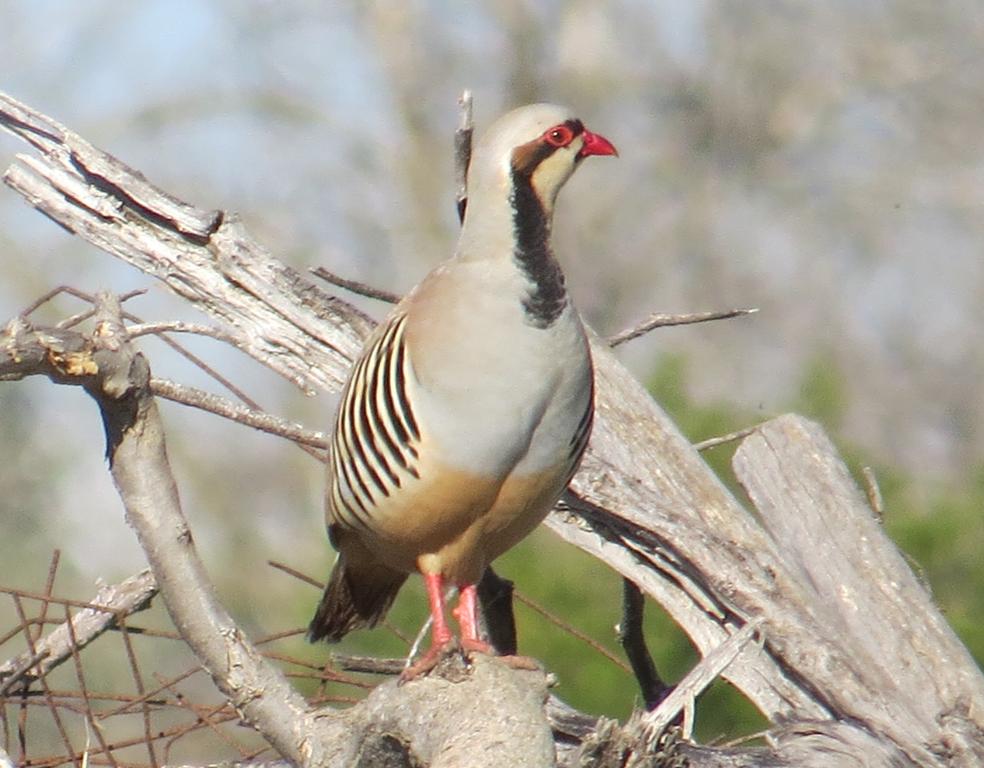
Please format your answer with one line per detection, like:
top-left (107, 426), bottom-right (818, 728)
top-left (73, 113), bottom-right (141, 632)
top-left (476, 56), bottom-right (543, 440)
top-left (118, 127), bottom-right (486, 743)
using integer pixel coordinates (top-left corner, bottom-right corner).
top-left (400, 572), bottom-right (455, 682)
top-left (424, 572), bottom-right (453, 646)
top-left (452, 583), bottom-right (495, 656)
top-left (455, 582), bottom-right (540, 672)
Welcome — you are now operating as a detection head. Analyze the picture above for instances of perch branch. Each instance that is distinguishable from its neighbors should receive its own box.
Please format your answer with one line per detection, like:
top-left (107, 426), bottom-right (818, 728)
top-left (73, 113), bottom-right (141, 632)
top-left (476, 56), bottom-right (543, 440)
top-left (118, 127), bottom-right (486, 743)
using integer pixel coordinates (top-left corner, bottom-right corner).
top-left (0, 295), bottom-right (571, 768)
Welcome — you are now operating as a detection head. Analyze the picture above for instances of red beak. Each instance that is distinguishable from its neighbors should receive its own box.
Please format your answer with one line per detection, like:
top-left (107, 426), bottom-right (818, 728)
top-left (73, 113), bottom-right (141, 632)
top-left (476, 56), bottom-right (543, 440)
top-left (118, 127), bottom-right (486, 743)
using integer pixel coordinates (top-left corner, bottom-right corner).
top-left (578, 129), bottom-right (618, 159)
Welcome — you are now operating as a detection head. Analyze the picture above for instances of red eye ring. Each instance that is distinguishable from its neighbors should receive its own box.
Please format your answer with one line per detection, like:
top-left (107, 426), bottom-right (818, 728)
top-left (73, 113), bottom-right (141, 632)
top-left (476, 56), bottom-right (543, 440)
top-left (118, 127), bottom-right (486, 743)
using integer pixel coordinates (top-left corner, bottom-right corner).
top-left (544, 124), bottom-right (574, 148)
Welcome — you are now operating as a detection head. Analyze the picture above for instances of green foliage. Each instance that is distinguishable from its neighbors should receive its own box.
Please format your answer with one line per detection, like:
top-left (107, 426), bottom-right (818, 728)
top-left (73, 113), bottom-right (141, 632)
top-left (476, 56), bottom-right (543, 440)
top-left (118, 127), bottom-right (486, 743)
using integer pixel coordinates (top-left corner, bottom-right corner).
top-left (793, 352), bottom-right (848, 430)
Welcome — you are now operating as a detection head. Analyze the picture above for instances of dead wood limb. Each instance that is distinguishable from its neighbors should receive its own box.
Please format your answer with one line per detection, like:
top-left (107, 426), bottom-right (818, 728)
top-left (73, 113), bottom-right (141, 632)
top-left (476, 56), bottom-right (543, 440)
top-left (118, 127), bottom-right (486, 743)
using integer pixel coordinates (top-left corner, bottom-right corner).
top-left (733, 416), bottom-right (984, 765)
top-left (0, 90), bottom-right (373, 395)
top-left (0, 297), bottom-right (568, 767)
top-left (0, 570), bottom-right (157, 695)
top-left (77, 293), bottom-right (332, 764)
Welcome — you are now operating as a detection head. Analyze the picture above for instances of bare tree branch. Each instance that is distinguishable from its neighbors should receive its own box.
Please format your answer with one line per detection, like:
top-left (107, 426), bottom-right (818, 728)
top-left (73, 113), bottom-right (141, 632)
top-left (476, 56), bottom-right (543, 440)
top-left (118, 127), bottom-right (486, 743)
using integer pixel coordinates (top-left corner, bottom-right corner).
top-left (309, 266), bottom-right (400, 304)
top-left (607, 308), bottom-right (759, 347)
top-left (0, 90), bottom-right (374, 395)
top-left (0, 571), bottom-right (157, 695)
top-left (618, 579), bottom-right (670, 709)
top-left (149, 377), bottom-right (329, 451)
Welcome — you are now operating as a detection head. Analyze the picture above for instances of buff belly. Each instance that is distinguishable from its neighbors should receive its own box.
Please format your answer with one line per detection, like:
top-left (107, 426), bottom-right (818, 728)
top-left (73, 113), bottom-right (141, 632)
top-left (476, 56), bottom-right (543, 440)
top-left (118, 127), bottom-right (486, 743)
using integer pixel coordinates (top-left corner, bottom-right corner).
top-left (332, 456), bottom-right (569, 586)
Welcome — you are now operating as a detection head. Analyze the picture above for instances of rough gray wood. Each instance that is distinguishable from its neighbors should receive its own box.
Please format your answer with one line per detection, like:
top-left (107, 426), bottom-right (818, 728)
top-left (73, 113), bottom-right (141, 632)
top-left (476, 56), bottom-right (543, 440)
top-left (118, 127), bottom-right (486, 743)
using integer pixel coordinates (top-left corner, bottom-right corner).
top-left (0, 91), bottom-right (373, 395)
top-left (3, 89), bottom-right (983, 766)
top-left (733, 415), bottom-right (984, 765)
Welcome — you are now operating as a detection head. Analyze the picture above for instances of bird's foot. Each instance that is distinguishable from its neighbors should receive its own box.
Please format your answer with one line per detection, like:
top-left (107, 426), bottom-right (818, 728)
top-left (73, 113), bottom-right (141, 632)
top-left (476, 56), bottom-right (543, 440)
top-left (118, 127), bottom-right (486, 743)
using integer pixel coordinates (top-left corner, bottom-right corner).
top-left (460, 636), bottom-right (496, 657)
top-left (458, 638), bottom-right (542, 673)
top-left (399, 639), bottom-right (458, 684)
top-left (399, 639), bottom-right (542, 684)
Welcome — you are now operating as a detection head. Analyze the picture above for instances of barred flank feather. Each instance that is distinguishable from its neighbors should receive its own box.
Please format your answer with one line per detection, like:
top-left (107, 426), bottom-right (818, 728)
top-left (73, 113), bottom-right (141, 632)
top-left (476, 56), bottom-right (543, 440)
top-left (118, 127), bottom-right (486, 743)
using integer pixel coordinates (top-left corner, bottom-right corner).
top-left (307, 556), bottom-right (407, 643)
top-left (328, 313), bottom-right (421, 535)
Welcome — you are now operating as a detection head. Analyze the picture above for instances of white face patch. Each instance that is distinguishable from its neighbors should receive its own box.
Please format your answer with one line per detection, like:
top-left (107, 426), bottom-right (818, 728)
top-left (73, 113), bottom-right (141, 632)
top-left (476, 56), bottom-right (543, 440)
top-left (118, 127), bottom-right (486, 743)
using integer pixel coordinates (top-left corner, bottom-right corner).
top-left (529, 142), bottom-right (580, 211)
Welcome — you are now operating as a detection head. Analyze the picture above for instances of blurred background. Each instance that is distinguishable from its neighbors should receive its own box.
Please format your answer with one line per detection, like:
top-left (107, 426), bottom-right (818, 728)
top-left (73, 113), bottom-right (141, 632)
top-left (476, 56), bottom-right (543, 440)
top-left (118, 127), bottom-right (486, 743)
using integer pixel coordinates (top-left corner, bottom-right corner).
top-left (1, 0), bottom-right (982, 759)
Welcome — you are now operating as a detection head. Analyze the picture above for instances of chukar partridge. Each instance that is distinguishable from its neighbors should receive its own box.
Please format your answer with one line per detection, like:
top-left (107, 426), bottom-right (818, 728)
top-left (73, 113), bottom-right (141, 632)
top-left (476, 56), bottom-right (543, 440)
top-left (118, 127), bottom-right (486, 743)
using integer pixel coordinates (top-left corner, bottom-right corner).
top-left (308, 103), bottom-right (616, 677)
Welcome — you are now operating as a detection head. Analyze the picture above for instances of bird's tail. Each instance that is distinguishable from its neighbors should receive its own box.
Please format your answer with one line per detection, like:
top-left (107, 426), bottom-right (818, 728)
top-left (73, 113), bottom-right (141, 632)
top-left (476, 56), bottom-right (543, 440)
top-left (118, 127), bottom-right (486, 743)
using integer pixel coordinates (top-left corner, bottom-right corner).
top-left (307, 556), bottom-right (408, 643)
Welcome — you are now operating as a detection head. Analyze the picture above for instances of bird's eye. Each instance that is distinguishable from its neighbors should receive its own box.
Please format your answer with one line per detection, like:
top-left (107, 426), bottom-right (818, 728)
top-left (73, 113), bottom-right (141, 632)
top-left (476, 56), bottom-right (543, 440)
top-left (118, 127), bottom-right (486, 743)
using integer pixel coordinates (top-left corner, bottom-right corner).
top-left (544, 125), bottom-right (574, 147)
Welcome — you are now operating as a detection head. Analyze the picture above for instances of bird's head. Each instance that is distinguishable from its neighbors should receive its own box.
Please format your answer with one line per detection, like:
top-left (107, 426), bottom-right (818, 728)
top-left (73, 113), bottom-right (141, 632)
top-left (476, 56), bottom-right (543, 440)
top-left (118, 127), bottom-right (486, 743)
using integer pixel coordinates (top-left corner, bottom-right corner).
top-left (468, 103), bottom-right (617, 215)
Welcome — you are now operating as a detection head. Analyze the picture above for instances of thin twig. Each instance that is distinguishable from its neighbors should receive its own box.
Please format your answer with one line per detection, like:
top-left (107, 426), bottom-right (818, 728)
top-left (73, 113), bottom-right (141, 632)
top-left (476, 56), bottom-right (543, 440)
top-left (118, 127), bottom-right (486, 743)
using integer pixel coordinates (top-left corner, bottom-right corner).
top-left (64, 604), bottom-right (120, 768)
top-left (101, 666), bottom-right (202, 719)
top-left (150, 378), bottom-right (329, 453)
top-left (513, 591), bottom-right (630, 673)
top-left (608, 307), bottom-right (758, 347)
top-left (35, 551), bottom-right (60, 645)
top-left (310, 266), bottom-right (400, 304)
top-left (862, 466), bottom-right (884, 521)
top-left (693, 425), bottom-right (759, 452)
top-left (0, 571), bottom-right (158, 694)
top-left (618, 579), bottom-right (670, 709)
top-left (19, 285), bottom-right (143, 321)
top-left (125, 321), bottom-right (240, 345)
top-left (454, 89), bottom-right (474, 223)
top-left (10, 595), bottom-right (76, 765)
top-left (267, 561), bottom-right (323, 590)
top-left (154, 674), bottom-right (253, 759)
top-left (117, 619), bottom-right (158, 768)
top-left (121, 309), bottom-right (258, 407)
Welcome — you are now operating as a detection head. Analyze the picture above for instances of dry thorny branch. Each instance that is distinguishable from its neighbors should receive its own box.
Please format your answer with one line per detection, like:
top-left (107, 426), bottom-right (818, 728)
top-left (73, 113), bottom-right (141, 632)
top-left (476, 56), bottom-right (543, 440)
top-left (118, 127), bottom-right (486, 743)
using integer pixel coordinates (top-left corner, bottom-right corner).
top-left (0, 254), bottom-right (704, 768)
top-left (1, 87), bottom-right (983, 768)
